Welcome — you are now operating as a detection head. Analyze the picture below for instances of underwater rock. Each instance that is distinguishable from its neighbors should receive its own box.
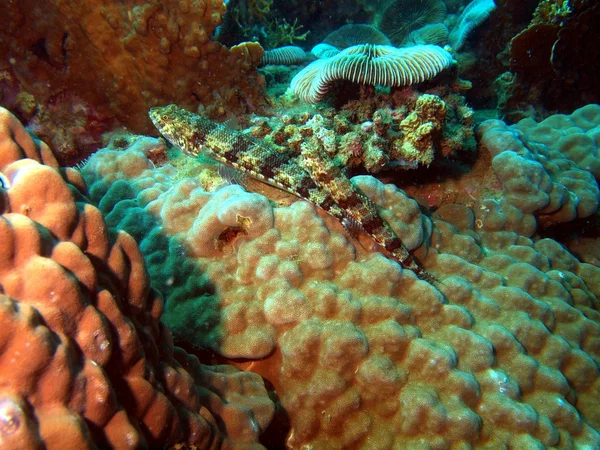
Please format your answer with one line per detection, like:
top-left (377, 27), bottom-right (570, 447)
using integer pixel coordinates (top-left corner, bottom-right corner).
top-left (0, 0), bottom-right (267, 138)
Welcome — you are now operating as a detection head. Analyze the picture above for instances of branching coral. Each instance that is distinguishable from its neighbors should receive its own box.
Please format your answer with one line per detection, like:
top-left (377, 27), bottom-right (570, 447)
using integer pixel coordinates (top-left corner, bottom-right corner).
top-left (248, 0), bottom-right (273, 23)
top-left (263, 18), bottom-right (310, 49)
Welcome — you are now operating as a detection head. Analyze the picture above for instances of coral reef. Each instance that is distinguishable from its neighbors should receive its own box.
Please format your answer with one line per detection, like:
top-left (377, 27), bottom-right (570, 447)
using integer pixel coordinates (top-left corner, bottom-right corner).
top-left (0, 68), bottom-right (120, 166)
top-left (509, 23), bottom-right (559, 78)
top-left (549, 3), bottom-right (600, 107)
top-left (217, 0), bottom-right (310, 49)
top-left (262, 18), bottom-right (310, 49)
top-left (397, 105), bottom-right (600, 228)
top-left (478, 119), bottom-right (599, 227)
top-left (0, 0), bottom-right (268, 161)
top-left (531, 0), bottom-right (572, 25)
top-left (449, 0), bottom-right (536, 113)
top-left (322, 24), bottom-right (392, 49)
top-left (494, 0), bottom-right (599, 121)
top-left (249, 87), bottom-right (474, 172)
top-left (80, 106), bottom-right (600, 448)
top-left (290, 44), bottom-right (454, 104)
top-left (511, 104), bottom-right (600, 181)
top-left (265, 0), bottom-right (375, 49)
top-left (311, 43), bottom-right (343, 59)
top-left (1, 0), bottom-right (599, 445)
top-left (395, 94), bottom-right (447, 166)
top-left (401, 23), bottom-right (449, 47)
top-left (0, 108), bottom-right (274, 447)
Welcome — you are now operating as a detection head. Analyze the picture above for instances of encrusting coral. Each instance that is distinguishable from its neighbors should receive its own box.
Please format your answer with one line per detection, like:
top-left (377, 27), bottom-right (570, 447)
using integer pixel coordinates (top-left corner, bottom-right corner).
top-left (393, 104), bottom-right (600, 225)
top-left (80, 104), bottom-right (600, 448)
top-left (477, 106), bottom-right (600, 227)
top-left (0, 107), bottom-right (274, 448)
top-left (250, 87), bottom-right (475, 172)
top-left (512, 101), bottom-right (600, 181)
top-left (0, 0), bottom-right (267, 154)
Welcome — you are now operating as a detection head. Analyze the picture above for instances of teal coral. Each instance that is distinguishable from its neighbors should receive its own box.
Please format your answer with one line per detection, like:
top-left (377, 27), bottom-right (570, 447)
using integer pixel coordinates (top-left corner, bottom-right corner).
top-left (449, 0), bottom-right (497, 50)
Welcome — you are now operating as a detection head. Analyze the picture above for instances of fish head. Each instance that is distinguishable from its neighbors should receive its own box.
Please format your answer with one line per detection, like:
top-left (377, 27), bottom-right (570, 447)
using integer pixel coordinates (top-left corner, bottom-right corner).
top-left (148, 104), bottom-right (206, 156)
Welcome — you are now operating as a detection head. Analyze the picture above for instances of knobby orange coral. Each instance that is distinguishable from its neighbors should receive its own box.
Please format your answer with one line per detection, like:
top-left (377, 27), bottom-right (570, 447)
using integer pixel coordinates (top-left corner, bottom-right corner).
top-left (0, 0), bottom-right (267, 135)
top-left (0, 107), bottom-right (274, 448)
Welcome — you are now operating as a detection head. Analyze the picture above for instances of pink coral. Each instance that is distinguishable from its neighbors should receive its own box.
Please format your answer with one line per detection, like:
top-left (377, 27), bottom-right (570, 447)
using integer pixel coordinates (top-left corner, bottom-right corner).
top-left (82, 128), bottom-right (600, 448)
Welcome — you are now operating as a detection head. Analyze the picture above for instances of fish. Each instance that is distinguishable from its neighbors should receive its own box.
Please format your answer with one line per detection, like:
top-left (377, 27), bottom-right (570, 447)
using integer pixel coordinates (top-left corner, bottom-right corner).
top-left (149, 104), bottom-right (437, 283)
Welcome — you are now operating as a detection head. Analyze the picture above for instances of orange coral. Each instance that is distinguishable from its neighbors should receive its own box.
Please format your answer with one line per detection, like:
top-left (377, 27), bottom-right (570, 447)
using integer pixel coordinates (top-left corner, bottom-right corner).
top-left (0, 107), bottom-right (274, 448)
top-left (0, 0), bottom-right (267, 135)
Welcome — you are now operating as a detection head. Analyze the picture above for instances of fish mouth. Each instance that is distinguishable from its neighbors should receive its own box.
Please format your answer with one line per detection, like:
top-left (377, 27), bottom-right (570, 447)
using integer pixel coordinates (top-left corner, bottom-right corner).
top-left (148, 104), bottom-right (176, 121)
top-left (148, 107), bottom-right (161, 123)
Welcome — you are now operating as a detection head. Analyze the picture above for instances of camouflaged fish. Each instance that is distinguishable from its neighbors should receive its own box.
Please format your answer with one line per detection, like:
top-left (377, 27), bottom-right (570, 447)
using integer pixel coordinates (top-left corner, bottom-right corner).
top-left (149, 104), bottom-right (437, 283)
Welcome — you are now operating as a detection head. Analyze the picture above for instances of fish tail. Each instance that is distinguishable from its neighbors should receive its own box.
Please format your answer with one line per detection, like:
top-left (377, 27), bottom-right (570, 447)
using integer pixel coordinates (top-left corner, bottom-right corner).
top-left (392, 249), bottom-right (440, 285)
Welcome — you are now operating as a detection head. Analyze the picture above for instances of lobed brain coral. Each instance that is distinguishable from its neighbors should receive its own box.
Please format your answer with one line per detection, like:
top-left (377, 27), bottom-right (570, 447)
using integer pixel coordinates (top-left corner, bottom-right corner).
top-left (81, 116), bottom-right (600, 449)
top-left (0, 108), bottom-right (274, 448)
top-left (511, 104), bottom-right (600, 181)
top-left (478, 107), bottom-right (600, 227)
